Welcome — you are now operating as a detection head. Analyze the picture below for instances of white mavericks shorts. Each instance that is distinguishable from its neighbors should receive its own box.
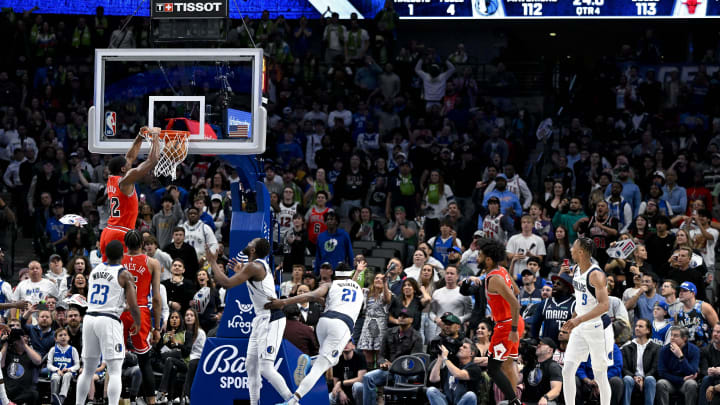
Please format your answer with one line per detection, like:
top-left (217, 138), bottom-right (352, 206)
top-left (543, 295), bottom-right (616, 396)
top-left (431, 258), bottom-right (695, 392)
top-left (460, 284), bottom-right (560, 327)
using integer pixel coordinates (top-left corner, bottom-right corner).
top-left (82, 314), bottom-right (125, 361)
top-left (316, 317), bottom-right (352, 367)
top-left (248, 313), bottom-right (286, 361)
top-left (564, 319), bottom-right (615, 369)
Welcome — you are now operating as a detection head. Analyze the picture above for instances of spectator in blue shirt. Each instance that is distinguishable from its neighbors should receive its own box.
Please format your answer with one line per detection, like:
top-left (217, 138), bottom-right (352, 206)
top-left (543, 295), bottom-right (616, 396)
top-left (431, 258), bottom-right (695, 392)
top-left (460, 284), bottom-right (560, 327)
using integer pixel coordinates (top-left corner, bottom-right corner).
top-left (315, 211), bottom-right (353, 274)
top-left (662, 169), bottom-right (688, 215)
top-left (576, 342), bottom-right (624, 405)
top-left (23, 309), bottom-right (56, 358)
top-left (626, 272), bottom-right (665, 322)
top-left (46, 201), bottom-right (69, 251)
top-left (276, 132), bottom-right (304, 169)
top-left (657, 326), bottom-right (700, 405)
top-left (605, 164), bottom-right (642, 216)
top-left (482, 174), bottom-right (522, 217)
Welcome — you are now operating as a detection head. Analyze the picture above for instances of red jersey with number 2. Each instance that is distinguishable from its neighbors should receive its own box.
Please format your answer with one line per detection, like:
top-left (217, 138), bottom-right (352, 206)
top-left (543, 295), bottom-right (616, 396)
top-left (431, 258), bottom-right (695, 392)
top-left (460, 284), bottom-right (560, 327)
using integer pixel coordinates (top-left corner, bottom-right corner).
top-left (486, 266), bottom-right (514, 322)
top-left (122, 254), bottom-right (151, 307)
top-left (107, 175), bottom-right (138, 229)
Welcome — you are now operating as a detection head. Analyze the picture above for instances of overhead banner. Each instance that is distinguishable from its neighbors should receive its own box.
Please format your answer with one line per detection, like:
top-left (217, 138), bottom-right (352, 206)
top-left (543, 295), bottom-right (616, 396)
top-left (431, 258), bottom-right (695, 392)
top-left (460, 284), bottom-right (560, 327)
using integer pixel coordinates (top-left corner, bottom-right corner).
top-left (150, 0), bottom-right (228, 18)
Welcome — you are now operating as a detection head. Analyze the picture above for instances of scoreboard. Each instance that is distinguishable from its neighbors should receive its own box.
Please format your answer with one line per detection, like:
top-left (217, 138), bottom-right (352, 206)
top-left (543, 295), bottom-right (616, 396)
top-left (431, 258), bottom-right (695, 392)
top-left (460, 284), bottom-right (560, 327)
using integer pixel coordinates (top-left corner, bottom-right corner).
top-left (4, 0), bottom-right (720, 18)
top-left (393, 0), bottom-right (720, 18)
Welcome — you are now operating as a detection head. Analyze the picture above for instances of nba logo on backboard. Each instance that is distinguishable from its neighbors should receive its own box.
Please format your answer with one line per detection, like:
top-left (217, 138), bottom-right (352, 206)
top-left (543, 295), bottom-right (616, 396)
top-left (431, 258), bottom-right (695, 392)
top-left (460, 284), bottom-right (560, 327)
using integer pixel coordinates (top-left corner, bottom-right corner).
top-left (105, 111), bottom-right (116, 137)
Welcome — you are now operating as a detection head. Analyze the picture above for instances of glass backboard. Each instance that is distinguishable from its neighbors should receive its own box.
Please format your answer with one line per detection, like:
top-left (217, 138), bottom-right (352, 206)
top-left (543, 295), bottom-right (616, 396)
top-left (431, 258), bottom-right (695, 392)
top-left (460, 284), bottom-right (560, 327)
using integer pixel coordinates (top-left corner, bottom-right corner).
top-left (88, 48), bottom-right (266, 155)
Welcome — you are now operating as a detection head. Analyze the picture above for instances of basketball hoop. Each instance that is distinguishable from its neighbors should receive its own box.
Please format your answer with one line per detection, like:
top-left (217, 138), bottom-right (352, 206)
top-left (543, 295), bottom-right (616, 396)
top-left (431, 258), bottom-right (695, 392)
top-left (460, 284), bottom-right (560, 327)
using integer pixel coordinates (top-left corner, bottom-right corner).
top-left (141, 129), bottom-right (190, 180)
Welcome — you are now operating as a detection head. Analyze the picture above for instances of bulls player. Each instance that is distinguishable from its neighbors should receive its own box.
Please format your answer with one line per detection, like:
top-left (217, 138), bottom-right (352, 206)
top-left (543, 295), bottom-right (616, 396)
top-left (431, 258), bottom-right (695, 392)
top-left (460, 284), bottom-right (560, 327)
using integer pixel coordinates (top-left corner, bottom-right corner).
top-left (121, 230), bottom-right (162, 405)
top-left (75, 240), bottom-right (141, 405)
top-left (99, 127), bottom-right (160, 260)
top-left (561, 237), bottom-right (615, 405)
top-left (478, 240), bottom-right (524, 405)
top-left (265, 264), bottom-right (363, 405)
top-left (208, 239), bottom-right (293, 405)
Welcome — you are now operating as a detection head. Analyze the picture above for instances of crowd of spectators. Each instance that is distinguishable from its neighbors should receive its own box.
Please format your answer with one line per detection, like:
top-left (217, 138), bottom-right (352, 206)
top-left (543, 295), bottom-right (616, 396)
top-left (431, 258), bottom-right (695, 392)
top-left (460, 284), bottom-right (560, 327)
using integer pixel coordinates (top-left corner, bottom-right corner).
top-left (2, 3), bottom-right (720, 405)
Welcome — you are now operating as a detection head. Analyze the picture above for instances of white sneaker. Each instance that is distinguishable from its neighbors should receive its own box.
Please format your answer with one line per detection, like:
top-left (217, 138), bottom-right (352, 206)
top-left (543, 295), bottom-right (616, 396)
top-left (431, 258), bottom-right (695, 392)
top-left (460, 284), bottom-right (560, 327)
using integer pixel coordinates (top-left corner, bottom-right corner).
top-left (156, 393), bottom-right (168, 404)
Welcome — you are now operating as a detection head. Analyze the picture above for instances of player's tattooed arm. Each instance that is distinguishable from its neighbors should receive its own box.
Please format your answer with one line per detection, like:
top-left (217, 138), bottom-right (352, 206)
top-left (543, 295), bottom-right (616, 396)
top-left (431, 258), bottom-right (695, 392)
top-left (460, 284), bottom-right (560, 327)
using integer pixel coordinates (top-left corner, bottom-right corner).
top-left (120, 270), bottom-right (142, 335)
top-left (265, 282), bottom-right (330, 310)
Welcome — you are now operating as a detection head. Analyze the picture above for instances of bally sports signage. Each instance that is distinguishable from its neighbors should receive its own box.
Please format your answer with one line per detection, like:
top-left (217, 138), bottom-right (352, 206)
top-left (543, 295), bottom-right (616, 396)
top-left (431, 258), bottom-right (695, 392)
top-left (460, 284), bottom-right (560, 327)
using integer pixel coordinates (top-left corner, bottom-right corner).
top-left (151, 0), bottom-right (228, 18)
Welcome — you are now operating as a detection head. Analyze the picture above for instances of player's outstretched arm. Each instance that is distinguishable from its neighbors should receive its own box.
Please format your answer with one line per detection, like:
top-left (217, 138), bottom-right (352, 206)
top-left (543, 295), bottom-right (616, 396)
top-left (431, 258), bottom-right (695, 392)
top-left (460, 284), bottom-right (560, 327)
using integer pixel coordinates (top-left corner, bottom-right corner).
top-left (119, 128), bottom-right (161, 190)
top-left (206, 245), bottom-right (260, 289)
top-left (265, 282), bottom-right (330, 310)
top-left (120, 271), bottom-right (142, 335)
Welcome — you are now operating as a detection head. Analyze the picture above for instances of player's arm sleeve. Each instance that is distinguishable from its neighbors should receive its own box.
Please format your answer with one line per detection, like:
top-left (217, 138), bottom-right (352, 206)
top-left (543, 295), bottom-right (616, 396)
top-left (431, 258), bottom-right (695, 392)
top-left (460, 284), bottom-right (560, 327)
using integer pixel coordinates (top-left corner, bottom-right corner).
top-left (160, 284), bottom-right (170, 328)
top-left (46, 349), bottom-right (58, 372)
top-left (70, 347), bottom-right (81, 372)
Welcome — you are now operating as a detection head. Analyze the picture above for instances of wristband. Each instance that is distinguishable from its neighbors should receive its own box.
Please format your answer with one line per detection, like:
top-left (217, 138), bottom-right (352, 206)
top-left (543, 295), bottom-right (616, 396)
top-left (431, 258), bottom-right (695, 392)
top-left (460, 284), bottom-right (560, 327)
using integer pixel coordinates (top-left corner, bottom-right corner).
top-left (543, 394), bottom-right (550, 401)
top-left (511, 325), bottom-right (518, 332)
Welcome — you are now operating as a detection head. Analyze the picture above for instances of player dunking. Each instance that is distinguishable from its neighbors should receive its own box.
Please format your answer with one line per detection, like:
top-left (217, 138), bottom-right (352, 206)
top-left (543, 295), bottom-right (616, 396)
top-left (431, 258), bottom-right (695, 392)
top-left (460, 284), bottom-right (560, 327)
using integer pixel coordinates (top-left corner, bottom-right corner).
top-left (475, 240), bottom-right (524, 405)
top-left (265, 265), bottom-right (363, 405)
top-left (207, 239), bottom-right (294, 405)
top-left (99, 127), bottom-right (160, 260)
top-left (561, 237), bottom-right (615, 405)
top-left (121, 230), bottom-right (163, 405)
top-left (75, 240), bottom-right (141, 405)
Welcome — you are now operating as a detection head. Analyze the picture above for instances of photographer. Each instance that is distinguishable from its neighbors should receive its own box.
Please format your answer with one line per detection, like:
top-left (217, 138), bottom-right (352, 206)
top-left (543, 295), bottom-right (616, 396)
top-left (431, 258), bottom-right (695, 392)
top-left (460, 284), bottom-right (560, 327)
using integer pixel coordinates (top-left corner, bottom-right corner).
top-left (520, 338), bottom-right (563, 405)
top-left (1, 327), bottom-right (43, 404)
top-left (426, 341), bottom-right (482, 405)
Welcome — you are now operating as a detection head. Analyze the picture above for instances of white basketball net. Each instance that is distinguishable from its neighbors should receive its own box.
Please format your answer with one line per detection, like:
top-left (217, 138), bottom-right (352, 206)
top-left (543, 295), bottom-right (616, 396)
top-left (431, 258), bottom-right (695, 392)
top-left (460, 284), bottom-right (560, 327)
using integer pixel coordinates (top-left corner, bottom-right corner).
top-left (142, 130), bottom-right (189, 180)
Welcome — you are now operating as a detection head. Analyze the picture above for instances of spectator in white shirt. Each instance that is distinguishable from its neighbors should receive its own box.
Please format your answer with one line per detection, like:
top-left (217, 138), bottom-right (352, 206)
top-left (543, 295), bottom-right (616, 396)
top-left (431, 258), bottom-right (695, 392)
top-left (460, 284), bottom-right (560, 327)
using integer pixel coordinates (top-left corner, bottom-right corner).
top-left (328, 101), bottom-right (353, 129)
top-left (506, 215), bottom-right (547, 277)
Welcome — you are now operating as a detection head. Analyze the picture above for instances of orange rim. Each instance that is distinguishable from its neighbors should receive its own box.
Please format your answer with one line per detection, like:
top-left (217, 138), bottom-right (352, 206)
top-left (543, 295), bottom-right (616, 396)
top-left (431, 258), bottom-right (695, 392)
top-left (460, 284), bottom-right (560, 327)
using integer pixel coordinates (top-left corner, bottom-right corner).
top-left (141, 129), bottom-right (190, 141)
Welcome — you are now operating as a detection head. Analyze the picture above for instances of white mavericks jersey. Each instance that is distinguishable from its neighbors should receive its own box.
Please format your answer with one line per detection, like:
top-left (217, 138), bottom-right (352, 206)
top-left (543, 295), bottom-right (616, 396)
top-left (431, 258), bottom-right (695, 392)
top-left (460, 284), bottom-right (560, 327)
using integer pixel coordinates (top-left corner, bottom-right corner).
top-left (277, 201), bottom-right (299, 239)
top-left (246, 259), bottom-right (278, 317)
top-left (87, 263), bottom-right (127, 317)
top-left (325, 279), bottom-right (363, 322)
top-left (572, 264), bottom-right (607, 324)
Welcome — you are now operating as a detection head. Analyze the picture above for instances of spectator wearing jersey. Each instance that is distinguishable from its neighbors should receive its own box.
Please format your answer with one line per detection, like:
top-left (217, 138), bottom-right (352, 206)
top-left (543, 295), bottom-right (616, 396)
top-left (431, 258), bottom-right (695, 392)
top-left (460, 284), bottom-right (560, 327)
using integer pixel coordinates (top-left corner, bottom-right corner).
top-left (675, 281), bottom-right (718, 347)
top-left (315, 211), bottom-right (353, 274)
top-left (552, 197), bottom-right (587, 244)
top-left (606, 181), bottom-right (633, 233)
top-left (163, 227), bottom-right (199, 285)
top-left (605, 164), bottom-right (642, 216)
top-left (506, 215), bottom-right (546, 277)
top-left (482, 174), bottom-right (522, 217)
top-left (575, 200), bottom-right (619, 268)
top-left (656, 326), bottom-right (700, 405)
top-left (621, 318), bottom-right (660, 405)
top-left (305, 190), bottom-right (332, 249)
top-left (478, 197), bottom-right (514, 245)
top-left (529, 273), bottom-right (576, 346)
top-left (427, 219), bottom-right (462, 268)
top-left (182, 206), bottom-right (218, 262)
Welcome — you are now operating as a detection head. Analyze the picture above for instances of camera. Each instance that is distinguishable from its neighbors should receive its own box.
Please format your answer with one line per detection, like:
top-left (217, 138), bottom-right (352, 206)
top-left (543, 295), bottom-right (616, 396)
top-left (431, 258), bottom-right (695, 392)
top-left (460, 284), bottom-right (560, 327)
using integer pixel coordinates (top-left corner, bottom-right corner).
top-left (518, 337), bottom-right (538, 367)
top-left (7, 328), bottom-right (24, 344)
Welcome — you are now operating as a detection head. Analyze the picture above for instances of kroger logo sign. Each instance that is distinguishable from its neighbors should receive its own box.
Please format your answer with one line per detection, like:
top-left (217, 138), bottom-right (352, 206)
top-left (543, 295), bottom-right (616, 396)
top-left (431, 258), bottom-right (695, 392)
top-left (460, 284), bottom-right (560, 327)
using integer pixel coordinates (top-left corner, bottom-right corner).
top-left (227, 300), bottom-right (254, 334)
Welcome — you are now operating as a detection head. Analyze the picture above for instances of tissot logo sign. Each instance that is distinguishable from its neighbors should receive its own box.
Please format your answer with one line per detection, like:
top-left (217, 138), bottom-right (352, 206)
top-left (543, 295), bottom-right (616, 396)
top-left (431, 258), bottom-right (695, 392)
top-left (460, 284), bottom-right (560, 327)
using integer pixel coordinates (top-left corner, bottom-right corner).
top-left (151, 0), bottom-right (227, 18)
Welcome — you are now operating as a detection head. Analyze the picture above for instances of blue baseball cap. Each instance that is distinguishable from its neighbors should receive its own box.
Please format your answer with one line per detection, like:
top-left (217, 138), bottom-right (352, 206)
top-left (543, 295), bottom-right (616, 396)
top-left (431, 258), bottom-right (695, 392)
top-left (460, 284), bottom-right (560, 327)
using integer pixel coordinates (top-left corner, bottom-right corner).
top-left (679, 282), bottom-right (697, 295)
top-left (450, 246), bottom-right (462, 254)
top-left (655, 301), bottom-right (669, 312)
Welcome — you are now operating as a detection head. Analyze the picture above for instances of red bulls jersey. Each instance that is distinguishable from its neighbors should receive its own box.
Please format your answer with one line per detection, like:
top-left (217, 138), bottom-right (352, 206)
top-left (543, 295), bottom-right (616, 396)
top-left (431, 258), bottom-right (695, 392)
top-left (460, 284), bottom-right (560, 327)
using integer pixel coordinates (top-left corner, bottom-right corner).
top-left (107, 175), bottom-right (138, 229)
top-left (486, 266), bottom-right (514, 322)
top-left (122, 254), bottom-right (151, 307)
